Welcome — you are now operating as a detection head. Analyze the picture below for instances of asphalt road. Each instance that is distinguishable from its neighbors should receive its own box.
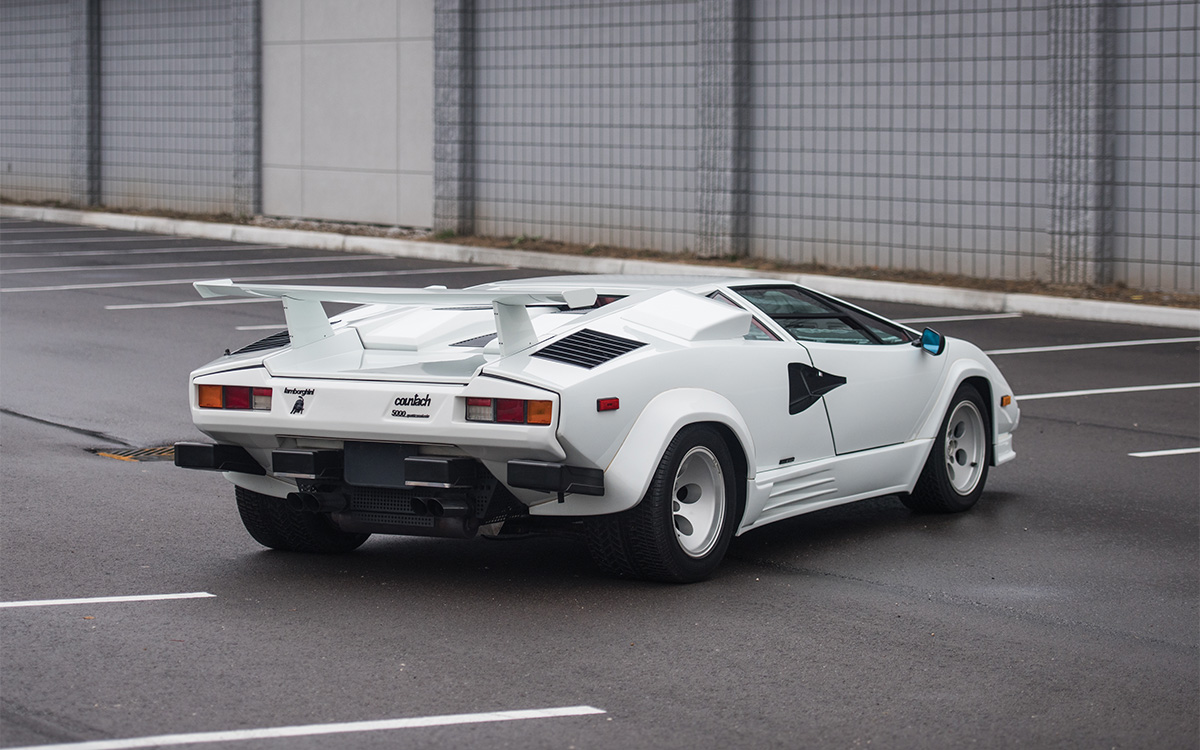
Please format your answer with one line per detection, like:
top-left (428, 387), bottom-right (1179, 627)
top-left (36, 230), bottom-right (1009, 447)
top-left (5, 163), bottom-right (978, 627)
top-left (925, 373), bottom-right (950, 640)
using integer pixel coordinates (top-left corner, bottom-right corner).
top-left (1, 219), bottom-right (1197, 749)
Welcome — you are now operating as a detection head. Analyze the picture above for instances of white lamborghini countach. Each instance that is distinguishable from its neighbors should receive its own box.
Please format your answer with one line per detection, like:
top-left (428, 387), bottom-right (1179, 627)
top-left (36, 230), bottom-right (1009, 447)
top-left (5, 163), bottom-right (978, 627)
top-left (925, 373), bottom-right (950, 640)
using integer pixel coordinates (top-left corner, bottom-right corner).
top-left (176, 275), bottom-right (1018, 582)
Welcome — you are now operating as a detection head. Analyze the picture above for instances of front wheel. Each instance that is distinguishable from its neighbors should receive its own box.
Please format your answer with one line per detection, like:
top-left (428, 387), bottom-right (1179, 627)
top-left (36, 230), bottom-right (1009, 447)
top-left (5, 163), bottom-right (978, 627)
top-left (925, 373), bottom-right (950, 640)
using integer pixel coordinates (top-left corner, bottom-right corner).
top-left (235, 486), bottom-right (369, 553)
top-left (901, 384), bottom-right (991, 513)
top-left (586, 425), bottom-right (739, 583)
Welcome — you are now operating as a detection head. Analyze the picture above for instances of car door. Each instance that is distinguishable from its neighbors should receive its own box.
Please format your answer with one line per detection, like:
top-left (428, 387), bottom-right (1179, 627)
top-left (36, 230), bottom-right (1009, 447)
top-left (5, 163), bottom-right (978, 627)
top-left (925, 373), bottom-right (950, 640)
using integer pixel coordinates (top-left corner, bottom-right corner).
top-left (732, 285), bottom-right (947, 455)
top-left (795, 340), bottom-right (945, 454)
top-left (708, 291), bottom-right (838, 469)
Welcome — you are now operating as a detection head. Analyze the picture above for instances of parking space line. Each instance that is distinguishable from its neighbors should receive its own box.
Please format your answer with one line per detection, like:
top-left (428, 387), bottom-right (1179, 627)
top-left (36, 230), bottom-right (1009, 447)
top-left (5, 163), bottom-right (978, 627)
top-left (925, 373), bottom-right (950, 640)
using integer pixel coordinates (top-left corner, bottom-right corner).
top-left (1, 706), bottom-right (607, 750)
top-left (0, 235), bottom-right (199, 246)
top-left (2, 244), bottom-right (286, 259)
top-left (0, 226), bottom-right (99, 234)
top-left (896, 312), bottom-right (1023, 324)
top-left (1018, 382), bottom-right (1200, 401)
top-left (0, 592), bottom-right (215, 609)
top-left (1129, 447), bottom-right (1200, 458)
top-left (1, 265), bottom-right (516, 293)
top-left (1, 254), bottom-right (381, 275)
top-left (987, 337), bottom-right (1199, 356)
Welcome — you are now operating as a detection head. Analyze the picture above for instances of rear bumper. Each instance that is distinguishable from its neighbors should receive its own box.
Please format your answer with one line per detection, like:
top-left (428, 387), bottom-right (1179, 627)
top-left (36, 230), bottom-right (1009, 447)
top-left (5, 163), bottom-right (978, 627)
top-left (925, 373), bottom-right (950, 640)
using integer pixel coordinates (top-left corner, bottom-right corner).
top-left (507, 460), bottom-right (604, 497)
top-left (174, 442), bottom-right (264, 475)
top-left (175, 442), bottom-right (604, 498)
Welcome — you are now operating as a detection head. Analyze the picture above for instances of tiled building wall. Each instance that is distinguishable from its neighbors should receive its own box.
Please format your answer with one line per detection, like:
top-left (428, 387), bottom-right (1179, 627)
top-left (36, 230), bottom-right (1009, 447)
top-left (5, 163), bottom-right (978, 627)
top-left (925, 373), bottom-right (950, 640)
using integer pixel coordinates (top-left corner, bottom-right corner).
top-left (1, 0), bottom-right (1195, 292)
top-left (0, 0), bottom-right (77, 204)
top-left (0, 0), bottom-right (258, 215)
top-left (1110, 0), bottom-right (1198, 293)
top-left (99, 0), bottom-right (250, 213)
top-left (459, 0), bottom-right (1196, 292)
top-left (744, 1), bottom-right (1051, 282)
top-left (469, 0), bottom-right (699, 252)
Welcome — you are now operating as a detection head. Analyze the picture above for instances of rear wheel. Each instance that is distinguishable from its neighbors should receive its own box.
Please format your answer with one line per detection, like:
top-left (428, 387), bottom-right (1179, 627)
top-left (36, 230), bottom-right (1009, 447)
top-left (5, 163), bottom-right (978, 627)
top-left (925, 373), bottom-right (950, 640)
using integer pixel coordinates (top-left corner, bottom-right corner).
top-left (901, 384), bottom-right (990, 513)
top-left (235, 486), bottom-right (369, 553)
top-left (586, 425), bottom-right (738, 583)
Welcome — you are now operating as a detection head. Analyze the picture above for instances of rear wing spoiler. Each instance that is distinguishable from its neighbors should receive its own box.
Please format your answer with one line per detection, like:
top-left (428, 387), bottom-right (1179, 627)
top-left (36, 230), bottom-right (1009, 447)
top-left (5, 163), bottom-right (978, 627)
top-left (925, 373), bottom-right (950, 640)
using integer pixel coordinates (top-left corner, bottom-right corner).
top-left (193, 279), bottom-right (597, 355)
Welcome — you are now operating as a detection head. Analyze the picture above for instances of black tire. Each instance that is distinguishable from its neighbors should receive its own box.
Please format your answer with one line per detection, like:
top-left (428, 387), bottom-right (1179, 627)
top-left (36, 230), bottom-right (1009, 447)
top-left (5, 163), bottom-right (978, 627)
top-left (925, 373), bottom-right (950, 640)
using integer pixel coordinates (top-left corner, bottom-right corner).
top-left (586, 425), bottom-right (739, 583)
top-left (901, 384), bottom-right (991, 513)
top-left (235, 486), bottom-right (369, 553)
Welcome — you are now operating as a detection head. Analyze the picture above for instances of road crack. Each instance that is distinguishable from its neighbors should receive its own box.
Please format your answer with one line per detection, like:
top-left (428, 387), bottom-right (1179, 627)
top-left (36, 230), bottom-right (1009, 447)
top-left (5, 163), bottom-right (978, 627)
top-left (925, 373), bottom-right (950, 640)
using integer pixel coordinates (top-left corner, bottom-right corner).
top-left (0, 407), bottom-right (133, 447)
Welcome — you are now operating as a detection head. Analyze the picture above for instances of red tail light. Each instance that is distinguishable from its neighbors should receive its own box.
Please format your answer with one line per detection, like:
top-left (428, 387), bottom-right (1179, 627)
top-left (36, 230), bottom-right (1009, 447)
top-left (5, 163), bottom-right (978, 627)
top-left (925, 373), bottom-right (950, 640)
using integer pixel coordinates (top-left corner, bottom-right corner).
top-left (197, 385), bottom-right (272, 411)
top-left (464, 397), bottom-right (553, 425)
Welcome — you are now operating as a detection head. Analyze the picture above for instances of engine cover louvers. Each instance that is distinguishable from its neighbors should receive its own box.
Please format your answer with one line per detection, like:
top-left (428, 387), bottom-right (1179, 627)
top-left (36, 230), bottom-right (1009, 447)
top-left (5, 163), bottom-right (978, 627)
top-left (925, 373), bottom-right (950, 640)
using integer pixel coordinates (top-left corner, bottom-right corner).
top-left (532, 329), bottom-right (646, 369)
top-left (232, 330), bottom-right (290, 355)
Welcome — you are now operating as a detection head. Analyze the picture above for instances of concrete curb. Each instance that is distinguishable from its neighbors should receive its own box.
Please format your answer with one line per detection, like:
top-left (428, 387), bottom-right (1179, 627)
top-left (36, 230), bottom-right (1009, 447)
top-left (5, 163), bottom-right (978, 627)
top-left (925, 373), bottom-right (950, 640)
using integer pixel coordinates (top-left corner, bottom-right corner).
top-left (4, 203), bottom-right (1197, 330)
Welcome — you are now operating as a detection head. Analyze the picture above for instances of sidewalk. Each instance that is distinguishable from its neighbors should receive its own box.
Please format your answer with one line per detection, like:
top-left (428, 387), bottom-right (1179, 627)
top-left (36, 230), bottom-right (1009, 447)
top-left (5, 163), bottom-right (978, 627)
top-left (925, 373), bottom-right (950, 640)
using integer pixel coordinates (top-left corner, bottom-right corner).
top-left (3, 203), bottom-right (1197, 330)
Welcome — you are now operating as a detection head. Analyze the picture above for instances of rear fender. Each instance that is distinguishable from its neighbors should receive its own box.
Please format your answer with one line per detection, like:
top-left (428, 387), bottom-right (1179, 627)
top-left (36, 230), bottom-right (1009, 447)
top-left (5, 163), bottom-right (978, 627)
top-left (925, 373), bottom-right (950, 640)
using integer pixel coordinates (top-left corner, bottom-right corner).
top-left (531, 388), bottom-right (754, 516)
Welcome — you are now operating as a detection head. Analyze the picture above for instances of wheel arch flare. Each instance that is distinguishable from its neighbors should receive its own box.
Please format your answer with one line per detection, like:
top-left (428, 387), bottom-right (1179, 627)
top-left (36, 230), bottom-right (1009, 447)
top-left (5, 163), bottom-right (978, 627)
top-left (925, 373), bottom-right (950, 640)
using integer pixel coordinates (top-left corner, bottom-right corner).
top-left (530, 387), bottom-right (756, 517)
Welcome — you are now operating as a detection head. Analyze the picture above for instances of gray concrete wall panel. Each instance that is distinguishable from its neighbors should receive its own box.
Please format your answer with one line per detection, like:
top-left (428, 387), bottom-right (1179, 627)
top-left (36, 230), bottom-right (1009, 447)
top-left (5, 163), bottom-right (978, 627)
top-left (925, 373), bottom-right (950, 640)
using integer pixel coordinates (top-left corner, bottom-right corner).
top-left (262, 0), bottom-right (434, 227)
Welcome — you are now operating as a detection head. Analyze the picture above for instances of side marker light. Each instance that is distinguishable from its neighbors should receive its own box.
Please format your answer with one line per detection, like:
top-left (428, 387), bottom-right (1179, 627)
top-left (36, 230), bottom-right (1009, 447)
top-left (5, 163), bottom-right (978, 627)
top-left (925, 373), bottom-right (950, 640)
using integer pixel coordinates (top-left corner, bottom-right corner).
top-left (597, 397), bottom-right (620, 412)
top-left (1000, 395), bottom-right (1012, 407)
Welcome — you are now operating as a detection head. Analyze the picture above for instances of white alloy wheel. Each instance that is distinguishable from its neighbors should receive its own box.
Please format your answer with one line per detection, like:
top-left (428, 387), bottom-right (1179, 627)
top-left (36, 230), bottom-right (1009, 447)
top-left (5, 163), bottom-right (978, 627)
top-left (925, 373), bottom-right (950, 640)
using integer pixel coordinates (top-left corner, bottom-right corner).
top-left (671, 445), bottom-right (727, 558)
top-left (944, 399), bottom-right (986, 496)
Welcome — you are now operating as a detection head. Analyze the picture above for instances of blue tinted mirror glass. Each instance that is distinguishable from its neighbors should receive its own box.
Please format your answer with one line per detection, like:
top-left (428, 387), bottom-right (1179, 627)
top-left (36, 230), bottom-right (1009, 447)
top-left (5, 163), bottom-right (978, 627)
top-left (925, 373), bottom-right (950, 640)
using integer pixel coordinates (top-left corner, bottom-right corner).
top-left (921, 328), bottom-right (945, 355)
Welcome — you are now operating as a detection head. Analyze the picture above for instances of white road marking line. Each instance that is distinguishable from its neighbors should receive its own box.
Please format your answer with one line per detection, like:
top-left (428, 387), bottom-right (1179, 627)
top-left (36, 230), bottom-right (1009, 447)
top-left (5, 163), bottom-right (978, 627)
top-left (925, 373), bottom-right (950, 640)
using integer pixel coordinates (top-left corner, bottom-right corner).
top-left (1, 265), bottom-right (516, 293)
top-left (106, 298), bottom-right (274, 310)
top-left (0, 254), bottom-right (380, 275)
top-left (896, 312), bottom-right (1023, 324)
top-left (1018, 382), bottom-right (1200, 401)
top-left (0, 592), bottom-right (215, 609)
top-left (987, 337), bottom-right (1199, 355)
top-left (0, 235), bottom-right (198, 246)
top-left (235, 324), bottom-right (286, 330)
top-left (1, 244), bottom-right (286, 259)
top-left (1, 706), bottom-right (608, 750)
top-left (1129, 447), bottom-right (1200, 458)
top-left (0, 226), bottom-right (99, 234)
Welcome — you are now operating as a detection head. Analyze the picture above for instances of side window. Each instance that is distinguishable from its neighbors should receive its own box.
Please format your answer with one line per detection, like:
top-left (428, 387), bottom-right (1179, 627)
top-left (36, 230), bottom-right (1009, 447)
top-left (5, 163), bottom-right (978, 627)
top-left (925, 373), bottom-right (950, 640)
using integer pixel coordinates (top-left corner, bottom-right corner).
top-left (707, 291), bottom-right (781, 341)
top-left (733, 286), bottom-right (913, 345)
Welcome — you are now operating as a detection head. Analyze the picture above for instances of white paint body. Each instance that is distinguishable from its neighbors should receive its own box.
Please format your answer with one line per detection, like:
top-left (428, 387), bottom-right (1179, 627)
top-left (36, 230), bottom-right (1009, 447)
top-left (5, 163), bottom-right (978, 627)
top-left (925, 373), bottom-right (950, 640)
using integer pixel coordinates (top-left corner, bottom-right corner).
top-left (188, 275), bottom-right (1019, 534)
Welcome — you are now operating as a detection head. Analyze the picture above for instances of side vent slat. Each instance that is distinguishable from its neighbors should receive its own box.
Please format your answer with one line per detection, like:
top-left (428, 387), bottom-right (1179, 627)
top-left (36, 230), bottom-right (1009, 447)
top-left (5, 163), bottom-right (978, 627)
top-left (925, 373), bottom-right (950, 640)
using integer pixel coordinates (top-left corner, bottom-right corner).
top-left (232, 330), bottom-right (290, 355)
top-left (532, 329), bottom-right (645, 369)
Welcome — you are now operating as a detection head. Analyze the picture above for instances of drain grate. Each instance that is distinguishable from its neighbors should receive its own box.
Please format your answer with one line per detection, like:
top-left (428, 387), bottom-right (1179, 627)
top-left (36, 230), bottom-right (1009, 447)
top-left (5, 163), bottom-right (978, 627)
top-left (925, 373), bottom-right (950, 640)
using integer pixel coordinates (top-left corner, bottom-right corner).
top-left (91, 446), bottom-right (176, 462)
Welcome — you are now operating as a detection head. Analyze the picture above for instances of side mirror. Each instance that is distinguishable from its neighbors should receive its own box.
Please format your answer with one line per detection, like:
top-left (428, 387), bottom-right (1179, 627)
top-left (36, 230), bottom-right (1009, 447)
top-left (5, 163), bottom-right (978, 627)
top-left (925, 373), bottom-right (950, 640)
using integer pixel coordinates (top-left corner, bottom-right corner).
top-left (916, 327), bottom-right (945, 356)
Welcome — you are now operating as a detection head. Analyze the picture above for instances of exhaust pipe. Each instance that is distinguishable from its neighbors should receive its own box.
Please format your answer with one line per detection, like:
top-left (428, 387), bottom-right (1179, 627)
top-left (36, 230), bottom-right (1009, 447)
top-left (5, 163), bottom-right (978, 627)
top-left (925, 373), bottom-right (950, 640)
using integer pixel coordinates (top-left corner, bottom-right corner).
top-left (286, 492), bottom-right (317, 511)
top-left (285, 492), bottom-right (347, 513)
top-left (425, 497), bottom-right (472, 517)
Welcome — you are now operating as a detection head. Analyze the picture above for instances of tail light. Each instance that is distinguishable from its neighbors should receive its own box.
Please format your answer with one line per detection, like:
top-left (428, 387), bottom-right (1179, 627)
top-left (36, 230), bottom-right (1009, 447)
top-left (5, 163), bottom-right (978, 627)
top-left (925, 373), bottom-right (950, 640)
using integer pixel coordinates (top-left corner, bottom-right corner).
top-left (198, 385), bottom-right (272, 411)
top-left (465, 397), bottom-right (552, 425)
